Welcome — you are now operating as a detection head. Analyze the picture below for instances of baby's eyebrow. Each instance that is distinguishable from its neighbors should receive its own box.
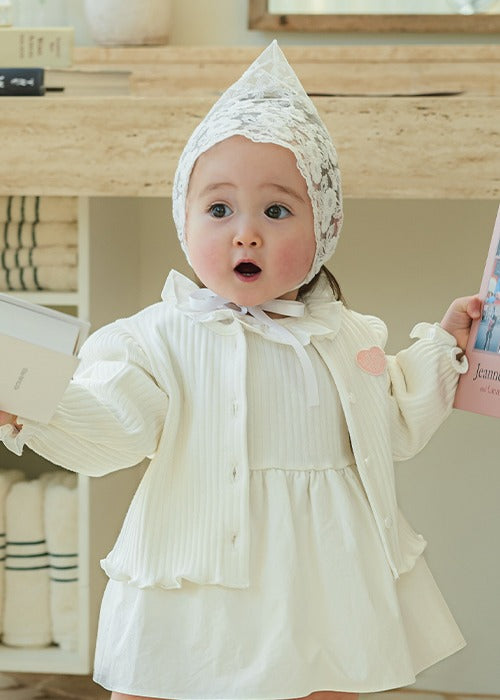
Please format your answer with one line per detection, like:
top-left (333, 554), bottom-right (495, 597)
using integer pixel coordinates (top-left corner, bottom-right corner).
top-left (261, 183), bottom-right (306, 203)
top-left (199, 182), bottom-right (236, 197)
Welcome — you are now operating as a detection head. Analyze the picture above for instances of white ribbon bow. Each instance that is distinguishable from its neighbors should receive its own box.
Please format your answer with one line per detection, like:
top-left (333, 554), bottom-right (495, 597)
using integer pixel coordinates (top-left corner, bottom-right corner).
top-left (189, 288), bottom-right (320, 407)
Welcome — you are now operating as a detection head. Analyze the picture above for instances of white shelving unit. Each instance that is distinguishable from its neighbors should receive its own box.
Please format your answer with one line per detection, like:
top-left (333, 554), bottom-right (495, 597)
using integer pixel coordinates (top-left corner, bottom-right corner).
top-left (0, 196), bottom-right (147, 673)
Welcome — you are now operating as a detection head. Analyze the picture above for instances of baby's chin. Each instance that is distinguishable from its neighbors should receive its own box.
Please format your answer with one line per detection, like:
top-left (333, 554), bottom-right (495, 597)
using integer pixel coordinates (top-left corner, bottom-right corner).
top-left (198, 275), bottom-right (301, 308)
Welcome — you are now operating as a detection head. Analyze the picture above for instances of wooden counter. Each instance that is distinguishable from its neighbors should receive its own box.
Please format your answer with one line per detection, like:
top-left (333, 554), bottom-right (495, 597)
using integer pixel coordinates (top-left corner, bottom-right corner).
top-left (2, 45), bottom-right (499, 198)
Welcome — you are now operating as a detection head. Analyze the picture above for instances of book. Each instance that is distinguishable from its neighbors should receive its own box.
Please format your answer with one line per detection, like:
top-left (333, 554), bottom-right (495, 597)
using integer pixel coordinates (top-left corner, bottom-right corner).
top-left (454, 204), bottom-right (500, 419)
top-left (0, 67), bottom-right (45, 95)
top-left (0, 27), bottom-right (73, 68)
top-left (45, 68), bottom-right (131, 96)
top-left (0, 294), bottom-right (90, 423)
top-left (0, 66), bottom-right (130, 97)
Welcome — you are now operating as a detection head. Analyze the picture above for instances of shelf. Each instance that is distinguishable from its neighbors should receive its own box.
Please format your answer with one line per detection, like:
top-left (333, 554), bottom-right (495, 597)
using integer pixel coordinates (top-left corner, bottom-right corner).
top-left (0, 198), bottom-right (146, 674)
top-left (0, 45), bottom-right (499, 199)
top-left (0, 644), bottom-right (88, 675)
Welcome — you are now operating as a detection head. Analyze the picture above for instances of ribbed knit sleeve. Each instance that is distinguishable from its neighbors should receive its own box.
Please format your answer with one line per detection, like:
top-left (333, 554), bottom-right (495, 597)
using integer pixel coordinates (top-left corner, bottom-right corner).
top-left (385, 322), bottom-right (467, 462)
top-left (10, 320), bottom-right (169, 476)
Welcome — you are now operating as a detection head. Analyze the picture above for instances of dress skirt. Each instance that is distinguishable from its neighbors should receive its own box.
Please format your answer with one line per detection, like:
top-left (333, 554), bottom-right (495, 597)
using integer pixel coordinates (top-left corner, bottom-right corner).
top-left (93, 465), bottom-right (465, 700)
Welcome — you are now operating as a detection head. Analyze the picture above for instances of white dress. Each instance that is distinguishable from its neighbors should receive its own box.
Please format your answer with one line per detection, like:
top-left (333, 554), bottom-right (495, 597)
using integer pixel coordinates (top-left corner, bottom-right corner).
top-left (93, 324), bottom-right (465, 700)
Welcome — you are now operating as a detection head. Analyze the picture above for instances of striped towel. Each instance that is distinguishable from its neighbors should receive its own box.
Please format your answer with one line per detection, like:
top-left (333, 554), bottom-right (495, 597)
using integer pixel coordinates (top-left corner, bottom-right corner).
top-left (2, 222), bottom-right (78, 249)
top-left (0, 469), bottom-right (24, 635)
top-left (3, 478), bottom-right (52, 647)
top-left (44, 473), bottom-right (78, 651)
top-left (0, 196), bottom-right (77, 224)
top-left (0, 265), bottom-right (77, 291)
top-left (0, 246), bottom-right (78, 270)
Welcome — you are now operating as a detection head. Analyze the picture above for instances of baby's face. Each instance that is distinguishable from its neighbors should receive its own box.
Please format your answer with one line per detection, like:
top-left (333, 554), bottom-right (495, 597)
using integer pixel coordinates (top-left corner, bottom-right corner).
top-left (185, 135), bottom-right (315, 307)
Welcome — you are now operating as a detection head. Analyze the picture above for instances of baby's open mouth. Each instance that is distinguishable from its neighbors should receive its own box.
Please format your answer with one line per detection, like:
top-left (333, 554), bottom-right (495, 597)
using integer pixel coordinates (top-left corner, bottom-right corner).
top-left (234, 262), bottom-right (262, 278)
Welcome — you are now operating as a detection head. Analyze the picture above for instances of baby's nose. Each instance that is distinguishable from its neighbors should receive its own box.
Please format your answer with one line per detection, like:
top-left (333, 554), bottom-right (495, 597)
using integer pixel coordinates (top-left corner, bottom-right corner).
top-left (233, 225), bottom-right (262, 248)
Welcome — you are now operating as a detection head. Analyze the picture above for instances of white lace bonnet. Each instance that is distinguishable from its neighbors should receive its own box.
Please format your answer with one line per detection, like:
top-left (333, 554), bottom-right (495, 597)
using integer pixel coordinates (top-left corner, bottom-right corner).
top-left (172, 40), bottom-right (343, 286)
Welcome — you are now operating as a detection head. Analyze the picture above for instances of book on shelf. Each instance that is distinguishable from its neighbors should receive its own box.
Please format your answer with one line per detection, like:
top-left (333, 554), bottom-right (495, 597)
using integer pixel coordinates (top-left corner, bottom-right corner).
top-left (0, 27), bottom-right (74, 68)
top-left (45, 68), bottom-right (131, 96)
top-left (0, 293), bottom-right (90, 423)
top-left (0, 67), bottom-right (46, 95)
top-left (0, 67), bottom-right (131, 97)
top-left (454, 204), bottom-right (500, 419)
top-left (0, 66), bottom-right (131, 97)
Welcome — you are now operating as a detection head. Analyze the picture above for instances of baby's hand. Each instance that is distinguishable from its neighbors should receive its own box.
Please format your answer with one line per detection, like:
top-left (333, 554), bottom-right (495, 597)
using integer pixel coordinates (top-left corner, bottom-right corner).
top-left (440, 295), bottom-right (482, 351)
top-left (0, 411), bottom-right (18, 428)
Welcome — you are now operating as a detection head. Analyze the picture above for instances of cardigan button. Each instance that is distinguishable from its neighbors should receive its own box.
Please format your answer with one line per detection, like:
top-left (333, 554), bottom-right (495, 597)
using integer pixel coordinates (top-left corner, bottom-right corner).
top-left (232, 401), bottom-right (239, 416)
top-left (348, 392), bottom-right (356, 404)
top-left (384, 516), bottom-right (393, 529)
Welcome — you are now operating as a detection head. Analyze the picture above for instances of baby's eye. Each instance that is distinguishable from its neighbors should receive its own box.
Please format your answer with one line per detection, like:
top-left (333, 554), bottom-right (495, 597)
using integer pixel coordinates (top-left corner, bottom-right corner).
top-left (265, 204), bottom-right (291, 220)
top-left (209, 203), bottom-right (232, 218)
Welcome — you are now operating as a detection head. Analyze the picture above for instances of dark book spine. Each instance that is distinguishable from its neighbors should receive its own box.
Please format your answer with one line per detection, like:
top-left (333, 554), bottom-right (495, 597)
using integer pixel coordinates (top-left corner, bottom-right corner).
top-left (0, 67), bottom-right (45, 96)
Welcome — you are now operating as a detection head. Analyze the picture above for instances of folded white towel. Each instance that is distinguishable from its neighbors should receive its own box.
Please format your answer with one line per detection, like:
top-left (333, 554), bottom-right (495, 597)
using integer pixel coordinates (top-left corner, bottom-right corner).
top-left (2, 222), bottom-right (78, 248)
top-left (0, 246), bottom-right (78, 270)
top-left (0, 197), bottom-right (78, 224)
top-left (0, 469), bottom-right (24, 634)
top-left (44, 473), bottom-right (78, 651)
top-left (3, 478), bottom-right (51, 647)
top-left (0, 265), bottom-right (77, 292)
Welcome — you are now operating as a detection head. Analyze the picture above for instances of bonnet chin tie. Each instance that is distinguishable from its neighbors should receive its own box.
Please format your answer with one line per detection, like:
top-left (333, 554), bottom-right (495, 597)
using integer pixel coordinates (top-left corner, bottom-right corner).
top-left (189, 288), bottom-right (320, 408)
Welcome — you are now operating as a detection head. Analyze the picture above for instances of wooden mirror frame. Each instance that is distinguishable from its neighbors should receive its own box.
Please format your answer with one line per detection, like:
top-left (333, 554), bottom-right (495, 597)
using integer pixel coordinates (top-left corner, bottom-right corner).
top-left (249, 0), bottom-right (500, 33)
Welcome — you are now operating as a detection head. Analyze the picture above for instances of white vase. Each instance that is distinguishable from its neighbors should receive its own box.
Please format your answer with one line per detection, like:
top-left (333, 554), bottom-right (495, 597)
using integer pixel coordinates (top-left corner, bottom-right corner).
top-left (84, 0), bottom-right (171, 46)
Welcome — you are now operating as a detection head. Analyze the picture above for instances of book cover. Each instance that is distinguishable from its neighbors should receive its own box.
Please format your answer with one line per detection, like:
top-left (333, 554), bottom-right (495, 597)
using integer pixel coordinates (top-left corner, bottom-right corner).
top-left (0, 67), bottom-right (45, 95)
top-left (454, 204), bottom-right (500, 419)
top-left (0, 27), bottom-right (73, 68)
top-left (0, 294), bottom-right (89, 423)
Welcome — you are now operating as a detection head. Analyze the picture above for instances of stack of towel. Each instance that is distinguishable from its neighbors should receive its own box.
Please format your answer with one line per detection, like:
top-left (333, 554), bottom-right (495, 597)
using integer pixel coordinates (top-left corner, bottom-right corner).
top-left (0, 196), bottom-right (78, 292)
top-left (0, 468), bottom-right (24, 634)
top-left (0, 468), bottom-right (79, 650)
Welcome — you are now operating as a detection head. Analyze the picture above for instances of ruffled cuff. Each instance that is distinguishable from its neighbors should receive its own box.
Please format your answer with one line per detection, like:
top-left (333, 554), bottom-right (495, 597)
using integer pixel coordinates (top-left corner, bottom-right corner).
top-left (0, 419), bottom-right (38, 457)
top-left (410, 322), bottom-right (469, 374)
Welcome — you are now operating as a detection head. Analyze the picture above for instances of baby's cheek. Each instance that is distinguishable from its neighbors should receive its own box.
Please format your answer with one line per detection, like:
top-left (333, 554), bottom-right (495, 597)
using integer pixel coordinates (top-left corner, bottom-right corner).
top-left (191, 243), bottom-right (225, 281)
top-left (280, 240), bottom-right (314, 273)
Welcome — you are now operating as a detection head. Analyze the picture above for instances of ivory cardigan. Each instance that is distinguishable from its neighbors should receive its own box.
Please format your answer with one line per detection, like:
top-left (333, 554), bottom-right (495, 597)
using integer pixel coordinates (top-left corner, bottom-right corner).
top-left (1, 271), bottom-right (467, 588)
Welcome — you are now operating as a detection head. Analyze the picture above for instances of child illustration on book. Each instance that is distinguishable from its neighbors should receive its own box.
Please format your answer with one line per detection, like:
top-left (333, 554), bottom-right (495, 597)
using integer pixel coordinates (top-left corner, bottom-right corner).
top-left (0, 42), bottom-right (483, 700)
top-left (483, 313), bottom-right (498, 350)
top-left (474, 276), bottom-right (500, 353)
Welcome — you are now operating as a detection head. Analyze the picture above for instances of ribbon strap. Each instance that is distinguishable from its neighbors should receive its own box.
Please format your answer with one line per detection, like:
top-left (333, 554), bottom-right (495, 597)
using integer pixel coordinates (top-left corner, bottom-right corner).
top-left (189, 289), bottom-right (319, 407)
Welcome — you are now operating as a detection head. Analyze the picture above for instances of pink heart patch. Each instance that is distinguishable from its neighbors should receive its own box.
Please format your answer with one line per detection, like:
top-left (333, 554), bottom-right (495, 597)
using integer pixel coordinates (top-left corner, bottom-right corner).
top-left (356, 346), bottom-right (387, 376)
